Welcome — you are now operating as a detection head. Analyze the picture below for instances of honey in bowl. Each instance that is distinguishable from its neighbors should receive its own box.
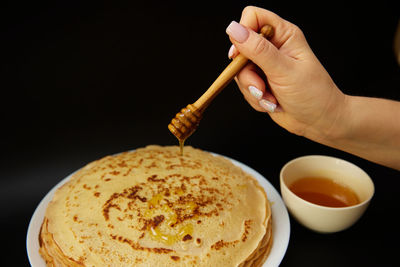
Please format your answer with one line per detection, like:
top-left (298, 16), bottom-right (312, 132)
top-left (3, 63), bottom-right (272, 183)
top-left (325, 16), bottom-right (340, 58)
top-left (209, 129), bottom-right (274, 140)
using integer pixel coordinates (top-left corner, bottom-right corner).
top-left (289, 177), bottom-right (360, 208)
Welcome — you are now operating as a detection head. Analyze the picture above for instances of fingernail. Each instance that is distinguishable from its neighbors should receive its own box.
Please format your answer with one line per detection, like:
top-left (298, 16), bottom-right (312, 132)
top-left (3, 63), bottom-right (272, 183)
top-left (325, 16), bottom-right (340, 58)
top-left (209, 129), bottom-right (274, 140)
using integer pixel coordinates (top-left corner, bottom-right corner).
top-left (228, 44), bottom-right (236, 59)
top-left (259, 99), bottom-right (277, 112)
top-left (226, 21), bottom-right (249, 43)
top-left (249, 85), bottom-right (263, 100)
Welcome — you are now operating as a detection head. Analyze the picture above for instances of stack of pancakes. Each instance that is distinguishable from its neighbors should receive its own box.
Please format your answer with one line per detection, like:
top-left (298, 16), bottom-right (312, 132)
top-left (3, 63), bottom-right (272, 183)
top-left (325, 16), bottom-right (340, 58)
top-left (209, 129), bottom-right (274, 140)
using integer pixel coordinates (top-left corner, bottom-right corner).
top-left (39, 146), bottom-right (272, 266)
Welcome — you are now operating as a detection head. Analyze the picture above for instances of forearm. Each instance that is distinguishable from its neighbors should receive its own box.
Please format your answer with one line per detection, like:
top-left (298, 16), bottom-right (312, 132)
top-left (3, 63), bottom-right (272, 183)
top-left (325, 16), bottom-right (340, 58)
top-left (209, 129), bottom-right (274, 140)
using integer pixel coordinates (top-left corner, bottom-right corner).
top-left (318, 95), bottom-right (400, 170)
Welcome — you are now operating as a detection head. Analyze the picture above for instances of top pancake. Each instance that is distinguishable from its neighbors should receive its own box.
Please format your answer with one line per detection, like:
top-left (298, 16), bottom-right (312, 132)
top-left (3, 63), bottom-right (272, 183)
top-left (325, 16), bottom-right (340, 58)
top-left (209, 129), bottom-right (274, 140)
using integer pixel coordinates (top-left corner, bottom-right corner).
top-left (42, 145), bottom-right (271, 266)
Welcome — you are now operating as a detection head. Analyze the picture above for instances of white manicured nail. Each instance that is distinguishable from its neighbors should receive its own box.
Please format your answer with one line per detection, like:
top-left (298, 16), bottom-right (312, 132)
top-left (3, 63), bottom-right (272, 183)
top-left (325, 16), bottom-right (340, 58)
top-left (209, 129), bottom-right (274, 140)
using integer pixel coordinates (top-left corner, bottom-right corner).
top-left (228, 44), bottom-right (236, 59)
top-left (259, 99), bottom-right (277, 112)
top-left (248, 86), bottom-right (263, 100)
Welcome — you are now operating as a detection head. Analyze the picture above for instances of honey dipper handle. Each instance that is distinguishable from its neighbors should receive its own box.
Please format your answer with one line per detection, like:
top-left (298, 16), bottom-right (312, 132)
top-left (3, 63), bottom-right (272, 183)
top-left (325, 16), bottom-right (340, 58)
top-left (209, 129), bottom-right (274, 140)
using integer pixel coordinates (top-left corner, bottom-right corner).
top-left (193, 25), bottom-right (274, 111)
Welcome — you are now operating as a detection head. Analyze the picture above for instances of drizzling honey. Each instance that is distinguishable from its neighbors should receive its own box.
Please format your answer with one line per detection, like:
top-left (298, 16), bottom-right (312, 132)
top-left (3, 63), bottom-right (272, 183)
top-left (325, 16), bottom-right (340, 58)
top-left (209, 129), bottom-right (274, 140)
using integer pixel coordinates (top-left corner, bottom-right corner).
top-left (179, 139), bottom-right (185, 157)
top-left (168, 104), bottom-right (202, 156)
top-left (289, 177), bottom-right (360, 208)
top-left (167, 25), bottom-right (274, 156)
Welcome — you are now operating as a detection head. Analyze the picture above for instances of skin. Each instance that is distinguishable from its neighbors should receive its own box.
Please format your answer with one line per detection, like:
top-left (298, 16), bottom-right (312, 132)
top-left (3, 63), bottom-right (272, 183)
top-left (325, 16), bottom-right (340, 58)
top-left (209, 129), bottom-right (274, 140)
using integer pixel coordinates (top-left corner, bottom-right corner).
top-left (227, 6), bottom-right (400, 170)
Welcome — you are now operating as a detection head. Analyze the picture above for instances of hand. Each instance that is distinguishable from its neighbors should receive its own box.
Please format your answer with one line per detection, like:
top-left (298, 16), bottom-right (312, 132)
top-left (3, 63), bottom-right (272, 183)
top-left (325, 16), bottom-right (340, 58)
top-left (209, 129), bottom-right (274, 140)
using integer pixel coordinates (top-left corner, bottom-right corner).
top-left (226, 6), bottom-right (346, 141)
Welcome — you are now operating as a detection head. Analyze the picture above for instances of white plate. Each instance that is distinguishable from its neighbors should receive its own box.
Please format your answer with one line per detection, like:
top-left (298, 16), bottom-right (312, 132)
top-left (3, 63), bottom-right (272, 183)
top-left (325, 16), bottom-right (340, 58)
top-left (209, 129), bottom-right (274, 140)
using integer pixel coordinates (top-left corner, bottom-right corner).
top-left (26, 153), bottom-right (290, 267)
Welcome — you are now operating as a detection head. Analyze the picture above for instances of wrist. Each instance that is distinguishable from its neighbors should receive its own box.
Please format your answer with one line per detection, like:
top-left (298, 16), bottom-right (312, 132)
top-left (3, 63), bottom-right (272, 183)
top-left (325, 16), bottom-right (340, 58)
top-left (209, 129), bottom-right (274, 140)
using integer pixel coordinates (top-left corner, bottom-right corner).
top-left (304, 90), bottom-right (351, 146)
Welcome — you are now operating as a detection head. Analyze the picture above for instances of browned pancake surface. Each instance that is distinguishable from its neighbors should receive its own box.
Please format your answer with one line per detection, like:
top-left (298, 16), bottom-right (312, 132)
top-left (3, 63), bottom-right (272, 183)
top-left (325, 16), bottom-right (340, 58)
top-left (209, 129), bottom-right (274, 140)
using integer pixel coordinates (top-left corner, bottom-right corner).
top-left (40, 145), bottom-right (272, 266)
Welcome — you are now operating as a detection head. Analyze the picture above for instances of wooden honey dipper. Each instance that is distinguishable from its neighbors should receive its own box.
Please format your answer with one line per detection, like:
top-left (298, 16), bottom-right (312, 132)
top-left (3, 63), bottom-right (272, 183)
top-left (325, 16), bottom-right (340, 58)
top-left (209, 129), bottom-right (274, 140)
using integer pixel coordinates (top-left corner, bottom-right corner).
top-left (168, 25), bottom-right (274, 154)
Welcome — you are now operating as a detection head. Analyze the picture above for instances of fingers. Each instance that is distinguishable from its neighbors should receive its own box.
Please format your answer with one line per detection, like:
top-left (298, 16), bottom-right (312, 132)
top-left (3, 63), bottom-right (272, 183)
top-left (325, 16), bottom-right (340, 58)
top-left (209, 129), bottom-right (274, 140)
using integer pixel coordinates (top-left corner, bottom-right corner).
top-left (226, 21), bottom-right (292, 77)
top-left (226, 6), bottom-right (313, 113)
top-left (239, 6), bottom-right (309, 58)
top-left (226, 6), bottom-right (312, 77)
top-left (234, 76), bottom-right (265, 112)
top-left (235, 63), bottom-right (278, 113)
top-left (239, 6), bottom-right (297, 49)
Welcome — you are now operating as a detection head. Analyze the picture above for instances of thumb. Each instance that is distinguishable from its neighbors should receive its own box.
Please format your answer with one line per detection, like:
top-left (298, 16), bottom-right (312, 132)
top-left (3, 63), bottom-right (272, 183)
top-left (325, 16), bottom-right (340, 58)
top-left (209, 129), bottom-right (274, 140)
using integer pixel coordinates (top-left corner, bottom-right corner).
top-left (226, 21), bottom-right (291, 76)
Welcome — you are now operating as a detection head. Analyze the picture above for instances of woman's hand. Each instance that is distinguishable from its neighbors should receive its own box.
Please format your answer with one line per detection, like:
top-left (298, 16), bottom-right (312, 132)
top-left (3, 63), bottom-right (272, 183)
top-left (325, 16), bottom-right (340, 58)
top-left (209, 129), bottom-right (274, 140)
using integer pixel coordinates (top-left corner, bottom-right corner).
top-left (226, 6), bottom-right (400, 170)
top-left (226, 6), bottom-right (346, 141)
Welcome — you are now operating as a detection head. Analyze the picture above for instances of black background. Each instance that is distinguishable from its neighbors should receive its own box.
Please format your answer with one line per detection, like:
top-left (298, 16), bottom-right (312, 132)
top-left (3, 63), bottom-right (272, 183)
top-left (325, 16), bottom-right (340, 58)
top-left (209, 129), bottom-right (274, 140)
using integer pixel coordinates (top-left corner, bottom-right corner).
top-left (2, 1), bottom-right (399, 266)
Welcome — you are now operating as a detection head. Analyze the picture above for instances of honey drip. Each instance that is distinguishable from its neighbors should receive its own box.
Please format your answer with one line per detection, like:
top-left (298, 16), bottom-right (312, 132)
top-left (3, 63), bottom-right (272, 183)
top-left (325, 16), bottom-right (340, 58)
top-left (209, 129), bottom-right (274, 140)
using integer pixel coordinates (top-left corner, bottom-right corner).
top-left (168, 104), bottom-right (202, 156)
top-left (144, 192), bottom-right (197, 245)
top-left (179, 139), bottom-right (185, 156)
top-left (149, 223), bottom-right (193, 246)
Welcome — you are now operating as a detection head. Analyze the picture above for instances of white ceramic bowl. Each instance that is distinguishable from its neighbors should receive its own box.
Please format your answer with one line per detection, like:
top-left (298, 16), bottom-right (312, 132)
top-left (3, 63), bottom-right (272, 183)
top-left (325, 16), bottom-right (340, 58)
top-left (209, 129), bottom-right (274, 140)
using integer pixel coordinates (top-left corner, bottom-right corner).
top-left (280, 155), bottom-right (374, 233)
